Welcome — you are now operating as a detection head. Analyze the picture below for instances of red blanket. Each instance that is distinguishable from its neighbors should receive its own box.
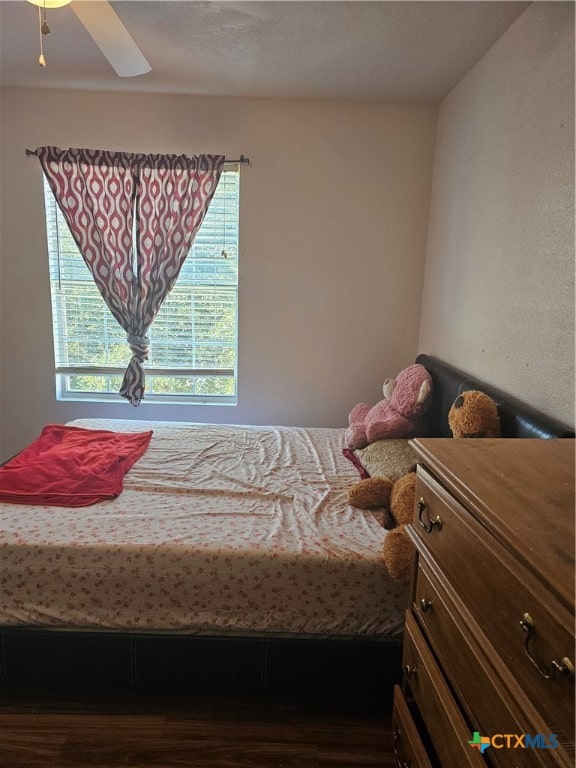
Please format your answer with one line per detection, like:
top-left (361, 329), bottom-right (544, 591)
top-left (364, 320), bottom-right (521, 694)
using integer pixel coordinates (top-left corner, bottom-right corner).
top-left (0, 424), bottom-right (153, 507)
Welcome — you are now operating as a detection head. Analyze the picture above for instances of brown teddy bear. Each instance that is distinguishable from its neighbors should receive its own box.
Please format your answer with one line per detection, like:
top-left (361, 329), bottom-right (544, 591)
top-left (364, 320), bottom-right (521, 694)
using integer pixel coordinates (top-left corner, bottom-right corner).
top-left (381, 472), bottom-right (417, 583)
top-left (348, 471), bottom-right (416, 583)
top-left (348, 476), bottom-right (393, 511)
top-left (448, 390), bottom-right (501, 438)
top-left (348, 390), bottom-right (502, 583)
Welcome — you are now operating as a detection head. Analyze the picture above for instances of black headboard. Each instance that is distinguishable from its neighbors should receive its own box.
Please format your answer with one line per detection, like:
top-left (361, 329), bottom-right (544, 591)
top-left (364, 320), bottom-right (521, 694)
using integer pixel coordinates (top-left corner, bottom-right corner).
top-left (416, 354), bottom-right (575, 439)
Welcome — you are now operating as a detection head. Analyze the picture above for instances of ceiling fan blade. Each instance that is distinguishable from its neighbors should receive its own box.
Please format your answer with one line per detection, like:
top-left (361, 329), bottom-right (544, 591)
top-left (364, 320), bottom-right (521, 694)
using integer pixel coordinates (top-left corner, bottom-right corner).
top-left (71, 1), bottom-right (151, 78)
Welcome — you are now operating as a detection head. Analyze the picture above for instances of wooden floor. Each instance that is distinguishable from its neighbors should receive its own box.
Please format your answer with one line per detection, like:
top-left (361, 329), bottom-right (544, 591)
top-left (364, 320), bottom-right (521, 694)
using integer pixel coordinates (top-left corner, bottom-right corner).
top-left (0, 686), bottom-right (396, 768)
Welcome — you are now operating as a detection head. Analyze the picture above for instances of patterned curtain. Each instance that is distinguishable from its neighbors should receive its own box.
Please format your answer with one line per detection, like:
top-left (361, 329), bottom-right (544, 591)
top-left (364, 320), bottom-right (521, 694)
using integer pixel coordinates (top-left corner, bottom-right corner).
top-left (37, 146), bottom-right (224, 405)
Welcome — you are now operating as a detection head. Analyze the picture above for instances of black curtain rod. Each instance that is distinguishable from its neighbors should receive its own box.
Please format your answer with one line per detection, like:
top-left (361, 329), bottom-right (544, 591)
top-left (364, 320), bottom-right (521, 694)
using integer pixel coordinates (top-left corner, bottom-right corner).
top-left (25, 149), bottom-right (249, 165)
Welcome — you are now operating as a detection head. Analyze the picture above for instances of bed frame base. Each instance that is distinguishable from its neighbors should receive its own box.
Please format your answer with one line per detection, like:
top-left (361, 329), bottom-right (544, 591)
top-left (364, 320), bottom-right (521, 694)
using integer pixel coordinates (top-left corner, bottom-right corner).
top-left (0, 628), bottom-right (402, 707)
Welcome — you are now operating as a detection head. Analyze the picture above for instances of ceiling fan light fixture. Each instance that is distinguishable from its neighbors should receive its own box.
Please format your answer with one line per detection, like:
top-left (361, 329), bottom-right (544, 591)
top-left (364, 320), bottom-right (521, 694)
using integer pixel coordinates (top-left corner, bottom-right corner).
top-left (26, 0), bottom-right (151, 78)
top-left (27, 0), bottom-right (72, 8)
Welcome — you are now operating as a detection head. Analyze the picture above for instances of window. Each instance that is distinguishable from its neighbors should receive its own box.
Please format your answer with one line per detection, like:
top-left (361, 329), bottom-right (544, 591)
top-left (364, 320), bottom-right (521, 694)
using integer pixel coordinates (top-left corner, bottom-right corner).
top-left (44, 169), bottom-right (239, 404)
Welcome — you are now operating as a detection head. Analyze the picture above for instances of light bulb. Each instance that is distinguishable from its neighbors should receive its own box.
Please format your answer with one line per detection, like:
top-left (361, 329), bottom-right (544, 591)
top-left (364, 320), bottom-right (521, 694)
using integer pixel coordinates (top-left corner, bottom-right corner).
top-left (28, 0), bottom-right (71, 8)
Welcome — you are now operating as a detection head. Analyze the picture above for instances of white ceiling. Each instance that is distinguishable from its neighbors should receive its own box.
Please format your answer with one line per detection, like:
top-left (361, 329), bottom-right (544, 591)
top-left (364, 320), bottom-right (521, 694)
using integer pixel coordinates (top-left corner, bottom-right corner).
top-left (0, 1), bottom-right (531, 102)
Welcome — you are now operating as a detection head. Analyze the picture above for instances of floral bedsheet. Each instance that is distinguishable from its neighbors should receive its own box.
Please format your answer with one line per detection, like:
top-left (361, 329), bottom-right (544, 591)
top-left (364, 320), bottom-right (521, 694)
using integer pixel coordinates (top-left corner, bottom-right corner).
top-left (0, 419), bottom-right (408, 636)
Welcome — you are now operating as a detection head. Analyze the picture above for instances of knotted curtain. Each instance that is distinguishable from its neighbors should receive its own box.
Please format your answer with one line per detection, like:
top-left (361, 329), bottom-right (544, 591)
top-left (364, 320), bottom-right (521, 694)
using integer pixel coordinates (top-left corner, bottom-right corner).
top-left (37, 146), bottom-right (224, 405)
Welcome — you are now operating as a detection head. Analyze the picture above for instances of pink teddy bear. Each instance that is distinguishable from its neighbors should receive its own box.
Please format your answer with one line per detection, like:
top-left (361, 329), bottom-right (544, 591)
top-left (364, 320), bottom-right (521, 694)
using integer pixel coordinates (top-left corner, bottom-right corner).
top-left (345, 364), bottom-right (433, 450)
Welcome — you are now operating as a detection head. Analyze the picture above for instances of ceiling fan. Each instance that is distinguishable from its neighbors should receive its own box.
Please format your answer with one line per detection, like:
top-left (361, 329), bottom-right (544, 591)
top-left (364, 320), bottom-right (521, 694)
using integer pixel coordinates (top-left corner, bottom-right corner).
top-left (27, 0), bottom-right (152, 78)
top-left (26, 1), bottom-right (273, 78)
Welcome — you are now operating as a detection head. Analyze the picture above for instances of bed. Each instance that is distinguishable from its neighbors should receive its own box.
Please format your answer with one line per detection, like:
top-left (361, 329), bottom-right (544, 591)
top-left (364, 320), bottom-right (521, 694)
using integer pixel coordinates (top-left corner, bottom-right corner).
top-left (0, 355), bottom-right (573, 697)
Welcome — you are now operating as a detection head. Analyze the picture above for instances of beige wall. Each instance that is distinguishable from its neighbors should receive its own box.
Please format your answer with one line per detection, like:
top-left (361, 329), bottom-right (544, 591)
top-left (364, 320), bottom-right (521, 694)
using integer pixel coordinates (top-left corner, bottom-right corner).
top-left (3, 2), bottom-right (573, 461)
top-left (418, 2), bottom-right (575, 427)
top-left (0, 89), bottom-right (437, 459)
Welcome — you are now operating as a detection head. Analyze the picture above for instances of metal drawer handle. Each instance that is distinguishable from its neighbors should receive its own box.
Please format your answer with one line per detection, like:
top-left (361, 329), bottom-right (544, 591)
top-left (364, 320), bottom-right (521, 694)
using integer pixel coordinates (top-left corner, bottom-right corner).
top-left (519, 613), bottom-right (575, 679)
top-left (393, 725), bottom-right (411, 768)
top-left (420, 597), bottom-right (433, 612)
top-left (405, 663), bottom-right (417, 679)
top-left (417, 498), bottom-right (442, 533)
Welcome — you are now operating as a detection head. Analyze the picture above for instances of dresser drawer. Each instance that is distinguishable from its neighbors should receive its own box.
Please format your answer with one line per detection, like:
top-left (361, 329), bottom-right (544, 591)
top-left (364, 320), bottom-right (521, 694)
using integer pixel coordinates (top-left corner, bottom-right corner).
top-left (413, 559), bottom-right (572, 768)
top-left (403, 611), bottom-right (487, 768)
top-left (412, 468), bottom-right (575, 741)
top-left (392, 685), bottom-right (435, 768)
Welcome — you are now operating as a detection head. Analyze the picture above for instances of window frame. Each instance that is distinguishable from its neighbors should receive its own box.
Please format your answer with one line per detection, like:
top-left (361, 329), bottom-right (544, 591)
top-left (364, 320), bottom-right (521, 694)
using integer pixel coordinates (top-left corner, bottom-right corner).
top-left (44, 167), bottom-right (240, 406)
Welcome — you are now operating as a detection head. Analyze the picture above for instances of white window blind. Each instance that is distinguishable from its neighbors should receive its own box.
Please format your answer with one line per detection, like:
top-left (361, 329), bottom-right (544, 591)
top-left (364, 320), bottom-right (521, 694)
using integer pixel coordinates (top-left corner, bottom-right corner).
top-left (44, 169), bottom-right (239, 404)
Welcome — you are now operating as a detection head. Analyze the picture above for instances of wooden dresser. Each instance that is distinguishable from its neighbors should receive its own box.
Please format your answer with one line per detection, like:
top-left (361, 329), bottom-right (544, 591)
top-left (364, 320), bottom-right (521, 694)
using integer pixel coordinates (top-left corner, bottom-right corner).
top-left (392, 438), bottom-right (575, 768)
